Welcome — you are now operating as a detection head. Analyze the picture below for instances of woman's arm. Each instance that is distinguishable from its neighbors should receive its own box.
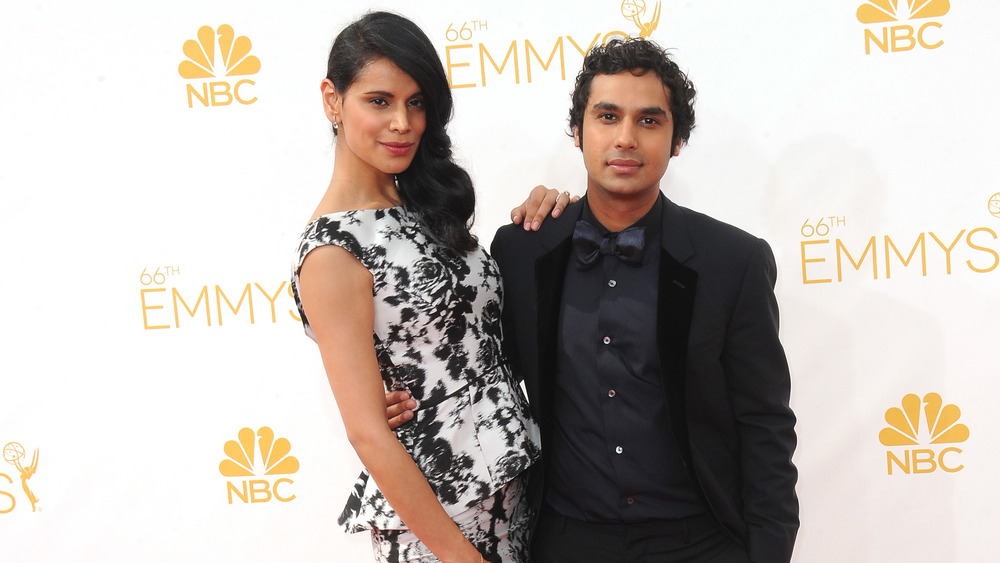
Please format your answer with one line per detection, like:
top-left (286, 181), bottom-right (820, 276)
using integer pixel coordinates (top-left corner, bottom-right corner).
top-left (298, 244), bottom-right (483, 563)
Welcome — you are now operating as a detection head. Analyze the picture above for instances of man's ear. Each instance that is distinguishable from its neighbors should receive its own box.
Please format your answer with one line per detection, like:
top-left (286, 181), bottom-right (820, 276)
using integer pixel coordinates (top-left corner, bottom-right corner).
top-left (573, 126), bottom-right (581, 149)
top-left (672, 139), bottom-right (682, 157)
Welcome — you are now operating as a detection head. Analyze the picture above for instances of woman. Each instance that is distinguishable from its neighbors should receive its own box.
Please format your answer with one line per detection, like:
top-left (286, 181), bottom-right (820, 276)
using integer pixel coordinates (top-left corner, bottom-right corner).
top-left (291, 12), bottom-right (559, 563)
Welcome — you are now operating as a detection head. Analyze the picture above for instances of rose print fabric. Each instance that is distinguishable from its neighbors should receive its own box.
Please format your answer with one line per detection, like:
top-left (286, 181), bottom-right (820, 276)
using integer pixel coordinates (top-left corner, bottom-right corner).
top-left (291, 206), bottom-right (540, 533)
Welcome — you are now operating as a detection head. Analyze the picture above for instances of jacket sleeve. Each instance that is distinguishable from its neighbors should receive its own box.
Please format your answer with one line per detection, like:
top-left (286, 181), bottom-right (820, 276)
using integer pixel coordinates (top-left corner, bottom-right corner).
top-left (723, 237), bottom-right (799, 563)
top-left (490, 230), bottom-right (523, 381)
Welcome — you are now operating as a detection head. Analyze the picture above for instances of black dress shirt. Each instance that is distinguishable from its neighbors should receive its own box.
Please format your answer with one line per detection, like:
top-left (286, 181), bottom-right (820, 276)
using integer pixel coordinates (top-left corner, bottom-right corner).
top-left (545, 195), bottom-right (704, 523)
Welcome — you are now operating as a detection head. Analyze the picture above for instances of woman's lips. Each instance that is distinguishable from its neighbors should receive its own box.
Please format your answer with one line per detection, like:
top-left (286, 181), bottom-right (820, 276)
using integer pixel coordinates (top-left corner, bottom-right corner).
top-left (381, 142), bottom-right (415, 156)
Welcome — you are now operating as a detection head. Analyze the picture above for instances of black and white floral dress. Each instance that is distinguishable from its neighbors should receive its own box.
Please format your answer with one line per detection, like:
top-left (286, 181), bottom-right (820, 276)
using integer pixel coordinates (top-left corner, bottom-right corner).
top-left (291, 206), bottom-right (540, 559)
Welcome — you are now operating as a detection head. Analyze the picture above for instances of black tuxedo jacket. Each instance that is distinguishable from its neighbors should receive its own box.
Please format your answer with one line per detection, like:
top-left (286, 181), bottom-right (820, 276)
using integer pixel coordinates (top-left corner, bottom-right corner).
top-left (491, 194), bottom-right (798, 563)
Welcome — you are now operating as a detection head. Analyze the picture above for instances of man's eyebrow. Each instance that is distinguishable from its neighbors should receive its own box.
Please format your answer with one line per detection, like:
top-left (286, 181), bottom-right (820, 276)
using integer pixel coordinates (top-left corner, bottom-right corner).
top-left (590, 101), bottom-right (668, 117)
top-left (638, 106), bottom-right (668, 117)
top-left (591, 101), bottom-right (622, 113)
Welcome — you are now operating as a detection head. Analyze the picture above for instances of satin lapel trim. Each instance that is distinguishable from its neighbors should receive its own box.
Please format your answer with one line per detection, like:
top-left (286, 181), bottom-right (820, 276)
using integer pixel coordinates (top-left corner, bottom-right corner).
top-left (532, 201), bottom-right (581, 420)
top-left (660, 195), bottom-right (695, 263)
top-left (655, 195), bottom-right (699, 469)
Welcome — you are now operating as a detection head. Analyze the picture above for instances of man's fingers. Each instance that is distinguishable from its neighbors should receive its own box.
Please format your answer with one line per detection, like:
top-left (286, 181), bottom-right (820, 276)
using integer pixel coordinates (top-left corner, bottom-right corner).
top-left (388, 410), bottom-right (414, 431)
top-left (385, 390), bottom-right (410, 406)
top-left (386, 398), bottom-right (417, 418)
top-left (385, 390), bottom-right (417, 430)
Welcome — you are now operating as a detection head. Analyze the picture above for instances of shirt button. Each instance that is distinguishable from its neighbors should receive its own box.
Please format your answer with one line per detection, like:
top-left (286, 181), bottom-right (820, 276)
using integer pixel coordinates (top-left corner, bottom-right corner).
top-left (602, 336), bottom-right (611, 345)
top-left (626, 496), bottom-right (635, 505)
top-left (615, 446), bottom-right (623, 454)
top-left (608, 279), bottom-right (617, 288)
top-left (607, 389), bottom-right (616, 398)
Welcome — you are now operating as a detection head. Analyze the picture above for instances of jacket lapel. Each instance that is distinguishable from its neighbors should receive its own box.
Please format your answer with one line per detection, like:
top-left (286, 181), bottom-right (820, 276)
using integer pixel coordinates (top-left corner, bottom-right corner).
top-left (532, 200), bottom-right (583, 427)
top-left (656, 195), bottom-right (699, 464)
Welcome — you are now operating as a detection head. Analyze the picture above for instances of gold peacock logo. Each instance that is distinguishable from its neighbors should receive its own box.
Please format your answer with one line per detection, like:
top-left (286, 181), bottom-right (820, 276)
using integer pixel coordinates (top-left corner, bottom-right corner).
top-left (879, 392), bottom-right (969, 446)
top-left (856, 0), bottom-right (950, 24)
top-left (178, 25), bottom-right (261, 79)
top-left (220, 426), bottom-right (299, 477)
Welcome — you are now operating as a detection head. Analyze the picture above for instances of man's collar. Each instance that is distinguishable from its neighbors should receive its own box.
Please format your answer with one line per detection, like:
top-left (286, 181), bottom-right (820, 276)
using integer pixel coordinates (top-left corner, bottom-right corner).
top-left (581, 193), bottom-right (664, 239)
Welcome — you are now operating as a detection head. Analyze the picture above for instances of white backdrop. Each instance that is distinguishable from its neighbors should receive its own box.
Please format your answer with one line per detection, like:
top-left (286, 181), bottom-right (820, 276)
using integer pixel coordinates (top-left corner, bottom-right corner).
top-left (2, 0), bottom-right (998, 561)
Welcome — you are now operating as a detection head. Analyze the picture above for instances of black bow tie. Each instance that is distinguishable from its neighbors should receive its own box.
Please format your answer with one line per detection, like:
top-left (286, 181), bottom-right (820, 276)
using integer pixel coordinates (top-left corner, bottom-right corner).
top-left (572, 220), bottom-right (645, 270)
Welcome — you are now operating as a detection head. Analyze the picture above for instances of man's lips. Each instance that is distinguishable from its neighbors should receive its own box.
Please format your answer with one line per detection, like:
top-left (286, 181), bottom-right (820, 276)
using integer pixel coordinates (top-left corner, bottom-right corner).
top-left (607, 157), bottom-right (642, 173)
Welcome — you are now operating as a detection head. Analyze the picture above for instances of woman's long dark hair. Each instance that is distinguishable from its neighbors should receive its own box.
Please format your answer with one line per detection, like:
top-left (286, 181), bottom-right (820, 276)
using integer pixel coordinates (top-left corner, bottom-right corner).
top-left (327, 11), bottom-right (477, 253)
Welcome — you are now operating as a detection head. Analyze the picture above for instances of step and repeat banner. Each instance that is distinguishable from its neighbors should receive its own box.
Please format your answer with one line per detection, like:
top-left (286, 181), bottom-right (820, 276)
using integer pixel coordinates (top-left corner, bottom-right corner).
top-left (2, 0), bottom-right (997, 561)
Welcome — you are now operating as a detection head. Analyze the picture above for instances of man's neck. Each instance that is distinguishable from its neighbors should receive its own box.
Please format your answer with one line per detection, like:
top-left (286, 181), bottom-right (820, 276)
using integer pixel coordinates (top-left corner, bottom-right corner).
top-left (587, 189), bottom-right (661, 232)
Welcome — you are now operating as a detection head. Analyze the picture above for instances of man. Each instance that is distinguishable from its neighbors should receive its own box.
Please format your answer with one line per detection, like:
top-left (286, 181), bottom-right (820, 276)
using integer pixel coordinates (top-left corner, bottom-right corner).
top-left (490, 39), bottom-right (798, 562)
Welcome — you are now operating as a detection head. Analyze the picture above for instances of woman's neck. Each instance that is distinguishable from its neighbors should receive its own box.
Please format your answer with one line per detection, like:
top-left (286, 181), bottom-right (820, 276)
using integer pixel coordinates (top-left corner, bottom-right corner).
top-left (311, 168), bottom-right (401, 220)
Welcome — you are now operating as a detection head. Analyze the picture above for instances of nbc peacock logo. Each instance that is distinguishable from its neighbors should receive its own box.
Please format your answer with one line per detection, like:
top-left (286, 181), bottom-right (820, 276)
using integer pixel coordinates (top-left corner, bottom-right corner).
top-left (220, 427), bottom-right (299, 504)
top-left (880, 392), bottom-right (969, 475)
top-left (178, 24), bottom-right (261, 108)
top-left (857, 0), bottom-right (950, 54)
